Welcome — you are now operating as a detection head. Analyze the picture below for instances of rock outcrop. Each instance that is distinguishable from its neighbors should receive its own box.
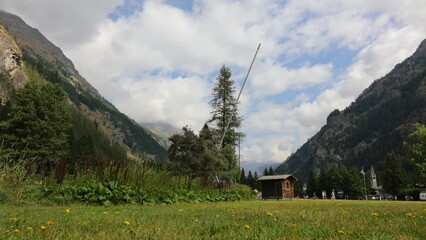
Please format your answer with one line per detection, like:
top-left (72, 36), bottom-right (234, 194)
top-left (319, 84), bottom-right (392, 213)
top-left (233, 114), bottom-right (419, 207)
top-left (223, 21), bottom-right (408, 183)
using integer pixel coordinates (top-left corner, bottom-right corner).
top-left (0, 25), bottom-right (27, 104)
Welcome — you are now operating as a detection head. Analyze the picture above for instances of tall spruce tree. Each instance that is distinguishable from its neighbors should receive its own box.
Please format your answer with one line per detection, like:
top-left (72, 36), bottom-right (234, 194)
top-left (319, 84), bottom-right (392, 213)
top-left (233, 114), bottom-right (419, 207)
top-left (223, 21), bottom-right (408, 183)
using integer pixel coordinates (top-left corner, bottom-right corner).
top-left (403, 123), bottom-right (426, 181)
top-left (0, 80), bottom-right (71, 170)
top-left (383, 151), bottom-right (406, 196)
top-left (209, 65), bottom-right (243, 178)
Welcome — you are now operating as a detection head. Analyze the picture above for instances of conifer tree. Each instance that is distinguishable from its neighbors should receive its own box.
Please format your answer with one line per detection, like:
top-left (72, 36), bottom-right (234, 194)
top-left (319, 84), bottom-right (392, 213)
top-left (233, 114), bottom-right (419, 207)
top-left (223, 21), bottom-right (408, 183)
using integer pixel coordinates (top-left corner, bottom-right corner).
top-left (403, 123), bottom-right (426, 181)
top-left (209, 65), bottom-right (243, 178)
top-left (240, 168), bottom-right (247, 184)
top-left (383, 151), bottom-right (406, 196)
top-left (0, 80), bottom-right (71, 170)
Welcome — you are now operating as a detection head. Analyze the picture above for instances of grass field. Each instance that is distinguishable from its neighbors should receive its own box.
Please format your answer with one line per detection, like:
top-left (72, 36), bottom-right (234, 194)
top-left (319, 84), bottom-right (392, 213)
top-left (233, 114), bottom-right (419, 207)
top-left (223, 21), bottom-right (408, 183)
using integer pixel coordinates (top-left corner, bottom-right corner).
top-left (1, 200), bottom-right (425, 239)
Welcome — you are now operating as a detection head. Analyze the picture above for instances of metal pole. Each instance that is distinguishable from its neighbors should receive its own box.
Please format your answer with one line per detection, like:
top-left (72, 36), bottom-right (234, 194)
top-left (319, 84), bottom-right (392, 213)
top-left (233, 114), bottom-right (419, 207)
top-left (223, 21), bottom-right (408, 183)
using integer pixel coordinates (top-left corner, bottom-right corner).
top-left (363, 174), bottom-right (367, 200)
top-left (217, 43), bottom-right (261, 149)
top-left (238, 135), bottom-right (241, 169)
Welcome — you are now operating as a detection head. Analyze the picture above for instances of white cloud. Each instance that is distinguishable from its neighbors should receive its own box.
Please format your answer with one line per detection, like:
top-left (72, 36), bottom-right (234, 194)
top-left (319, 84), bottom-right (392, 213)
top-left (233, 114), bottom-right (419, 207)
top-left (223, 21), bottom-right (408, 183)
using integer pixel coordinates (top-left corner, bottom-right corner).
top-left (0, 0), bottom-right (121, 48)
top-left (112, 73), bottom-right (212, 130)
top-left (249, 62), bottom-right (333, 97)
top-left (1, 0), bottom-right (425, 165)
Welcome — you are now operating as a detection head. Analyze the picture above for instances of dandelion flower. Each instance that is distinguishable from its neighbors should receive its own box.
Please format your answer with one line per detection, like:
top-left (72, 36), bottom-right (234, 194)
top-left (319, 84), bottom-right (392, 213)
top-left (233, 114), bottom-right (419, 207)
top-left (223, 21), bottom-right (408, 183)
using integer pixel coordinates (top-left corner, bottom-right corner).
top-left (41, 225), bottom-right (47, 231)
top-left (245, 224), bottom-right (250, 229)
top-left (14, 229), bottom-right (20, 234)
top-left (338, 229), bottom-right (344, 234)
top-left (26, 226), bottom-right (33, 231)
top-left (9, 217), bottom-right (17, 222)
top-left (267, 212), bottom-right (273, 217)
top-left (65, 208), bottom-right (71, 213)
top-left (103, 211), bottom-right (108, 215)
top-left (47, 220), bottom-right (54, 226)
top-left (371, 212), bottom-right (379, 217)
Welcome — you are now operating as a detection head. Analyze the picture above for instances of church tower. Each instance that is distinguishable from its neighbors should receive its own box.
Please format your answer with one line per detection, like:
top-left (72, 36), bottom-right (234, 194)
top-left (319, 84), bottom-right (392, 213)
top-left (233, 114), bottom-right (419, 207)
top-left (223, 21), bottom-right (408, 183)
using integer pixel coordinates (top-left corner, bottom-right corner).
top-left (370, 166), bottom-right (378, 189)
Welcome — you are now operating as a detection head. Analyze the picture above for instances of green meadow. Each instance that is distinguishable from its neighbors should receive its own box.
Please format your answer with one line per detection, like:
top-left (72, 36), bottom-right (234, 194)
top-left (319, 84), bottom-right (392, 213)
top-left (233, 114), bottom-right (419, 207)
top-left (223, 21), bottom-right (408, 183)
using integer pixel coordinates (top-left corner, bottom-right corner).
top-left (1, 200), bottom-right (425, 239)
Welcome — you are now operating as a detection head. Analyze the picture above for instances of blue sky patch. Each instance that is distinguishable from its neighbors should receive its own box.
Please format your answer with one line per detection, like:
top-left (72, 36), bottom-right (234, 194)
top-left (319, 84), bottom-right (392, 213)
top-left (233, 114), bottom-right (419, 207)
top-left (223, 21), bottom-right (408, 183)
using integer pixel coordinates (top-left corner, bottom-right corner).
top-left (108, 0), bottom-right (144, 21)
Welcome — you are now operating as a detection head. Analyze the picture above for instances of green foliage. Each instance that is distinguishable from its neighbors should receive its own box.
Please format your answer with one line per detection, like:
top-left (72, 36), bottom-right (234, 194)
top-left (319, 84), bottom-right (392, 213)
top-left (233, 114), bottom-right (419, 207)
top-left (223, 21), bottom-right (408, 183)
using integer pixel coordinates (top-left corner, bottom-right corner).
top-left (21, 49), bottom-right (168, 162)
top-left (168, 126), bottom-right (226, 181)
top-left (263, 167), bottom-right (274, 176)
top-left (241, 170), bottom-right (260, 190)
top-left (69, 110), bottom-right (128, 170)
top-left (306, 166), bottom-right (363, 199)
top-left (403, 123), bottom-right (426, 181)
top-left (64, 181), bottom-right (140, 205)
top-left (0, 80), bottom-right (71, 169)
top-left (306, 170), bottom-right (318, 197)
top-left (0, 145), bottom-right (253, 205)
top-left (209, 65), bottom-right (243, 175)
top-left (383, 152), bottom-right (406, 196)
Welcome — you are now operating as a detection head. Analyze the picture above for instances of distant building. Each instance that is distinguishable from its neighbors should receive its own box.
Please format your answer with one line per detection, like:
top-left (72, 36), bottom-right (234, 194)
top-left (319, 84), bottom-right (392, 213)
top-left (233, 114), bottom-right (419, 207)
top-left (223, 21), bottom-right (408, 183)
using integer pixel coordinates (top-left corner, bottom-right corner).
top-left (370, 165), bottom-right (378, 189)
top-left (370, 166), bottom-right (382, 198)
top-left (257, 174), bottom-right (297, 199)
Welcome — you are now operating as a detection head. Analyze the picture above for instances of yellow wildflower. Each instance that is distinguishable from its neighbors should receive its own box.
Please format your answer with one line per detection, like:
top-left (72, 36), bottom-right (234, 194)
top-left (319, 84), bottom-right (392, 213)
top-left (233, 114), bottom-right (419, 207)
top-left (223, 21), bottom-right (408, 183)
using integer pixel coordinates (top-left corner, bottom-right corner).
top-left (371, 212), bottom-right (379, 217)
top-left (338, 229), bottom-right (344, 234)
top-left (65, 208), bottom-right (71, 213)
top-left (26, 226), bottom-right (34, 231)
top-left (267, 212), bottom-right (273, 217)
top-left (14, 229), bottom-right (20, 234)
top-left (103, 211), bottom-right (108, 215)
top-left (245, 224), bottom-right (250, 229)
top-left (47, 220), bottom-right (54, 226)
top-left (9, 217), bottom-right (17, 222)
top-left (124, 221), bottom-right (130, 226)
top-left (41, 225), bottom-right (47, 231)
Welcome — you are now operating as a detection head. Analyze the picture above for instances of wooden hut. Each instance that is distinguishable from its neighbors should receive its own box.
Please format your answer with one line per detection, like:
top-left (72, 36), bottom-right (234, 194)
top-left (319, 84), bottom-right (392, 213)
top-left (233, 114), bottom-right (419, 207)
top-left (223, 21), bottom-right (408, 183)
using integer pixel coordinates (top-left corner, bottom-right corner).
top-left (258, 174), bottom-right (297, 199)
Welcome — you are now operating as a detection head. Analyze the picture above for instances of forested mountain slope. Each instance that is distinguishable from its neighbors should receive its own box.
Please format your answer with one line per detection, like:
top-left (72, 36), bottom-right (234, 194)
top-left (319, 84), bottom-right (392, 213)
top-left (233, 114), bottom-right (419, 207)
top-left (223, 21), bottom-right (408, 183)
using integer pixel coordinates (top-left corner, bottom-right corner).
top-left (276, 39), bottom-right (426, 181)
top-left (0, 10), bottom-right (167, 162)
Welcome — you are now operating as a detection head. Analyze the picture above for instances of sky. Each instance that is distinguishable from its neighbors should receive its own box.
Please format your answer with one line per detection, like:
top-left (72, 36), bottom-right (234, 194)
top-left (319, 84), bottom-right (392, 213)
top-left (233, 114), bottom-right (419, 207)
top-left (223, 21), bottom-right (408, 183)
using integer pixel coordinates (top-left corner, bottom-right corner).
top-left (0, 0), bottom-right (425, 168)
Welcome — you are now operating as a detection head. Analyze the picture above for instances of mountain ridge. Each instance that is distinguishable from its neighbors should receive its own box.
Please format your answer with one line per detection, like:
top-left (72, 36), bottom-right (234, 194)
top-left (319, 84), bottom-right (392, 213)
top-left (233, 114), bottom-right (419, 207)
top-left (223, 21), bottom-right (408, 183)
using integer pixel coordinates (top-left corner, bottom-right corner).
top-left (0, 10), bottom-right (168, 161)
top-left (275, 38), bottom-right (426, 181)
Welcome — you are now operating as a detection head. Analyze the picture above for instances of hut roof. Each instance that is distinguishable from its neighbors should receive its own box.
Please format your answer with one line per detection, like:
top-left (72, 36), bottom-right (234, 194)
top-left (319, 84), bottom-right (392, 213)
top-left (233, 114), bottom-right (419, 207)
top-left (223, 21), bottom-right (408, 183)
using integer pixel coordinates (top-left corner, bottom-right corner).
top-left (257, 174), bottom-right (297, 181)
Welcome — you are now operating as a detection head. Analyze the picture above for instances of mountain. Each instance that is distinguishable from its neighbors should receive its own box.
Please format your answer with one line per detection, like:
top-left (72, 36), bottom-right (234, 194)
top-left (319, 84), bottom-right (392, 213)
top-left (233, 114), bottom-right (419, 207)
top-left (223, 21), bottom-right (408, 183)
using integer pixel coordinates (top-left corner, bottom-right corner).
top-left (276, 39), bottom-right (426, 181)
top-left (0, 10), bottom-right (167, 161)
top-left (143, 122), bottom-right (181, 147)
top-left (240, 161), bottom-right (280, 175)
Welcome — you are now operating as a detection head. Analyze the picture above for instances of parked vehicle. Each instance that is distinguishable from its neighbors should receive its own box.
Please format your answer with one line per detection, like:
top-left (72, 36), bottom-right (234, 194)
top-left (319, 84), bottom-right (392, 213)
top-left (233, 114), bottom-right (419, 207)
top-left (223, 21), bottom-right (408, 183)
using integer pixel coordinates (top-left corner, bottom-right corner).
top-left (420, 191), bottom-right (426, 201)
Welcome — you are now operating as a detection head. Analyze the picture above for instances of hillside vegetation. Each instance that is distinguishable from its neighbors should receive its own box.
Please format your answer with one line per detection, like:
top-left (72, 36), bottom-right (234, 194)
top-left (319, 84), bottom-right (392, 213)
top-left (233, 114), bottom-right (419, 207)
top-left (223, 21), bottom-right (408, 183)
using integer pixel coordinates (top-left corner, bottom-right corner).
top-left (0, 10), bottom-right (167, 162)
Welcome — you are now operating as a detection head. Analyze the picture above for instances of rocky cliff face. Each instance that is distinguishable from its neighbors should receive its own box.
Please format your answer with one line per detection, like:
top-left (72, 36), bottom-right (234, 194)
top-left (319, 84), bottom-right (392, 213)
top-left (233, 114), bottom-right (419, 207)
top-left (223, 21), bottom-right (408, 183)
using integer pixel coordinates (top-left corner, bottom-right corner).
top-left (0, 25), bottom-right (27, 104)
top-left (0, 10), bottom-right (98, 97)
top-left (276, 39), bottom-right (426, 181)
